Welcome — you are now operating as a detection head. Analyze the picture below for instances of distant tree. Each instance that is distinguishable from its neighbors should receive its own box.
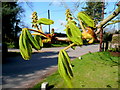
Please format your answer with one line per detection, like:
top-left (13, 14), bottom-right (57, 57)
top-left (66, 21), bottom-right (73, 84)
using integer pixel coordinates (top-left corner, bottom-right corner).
top-left (82, 2), bottom-right (103, 24)
top-left (2, 2), bottom-right (24, 43)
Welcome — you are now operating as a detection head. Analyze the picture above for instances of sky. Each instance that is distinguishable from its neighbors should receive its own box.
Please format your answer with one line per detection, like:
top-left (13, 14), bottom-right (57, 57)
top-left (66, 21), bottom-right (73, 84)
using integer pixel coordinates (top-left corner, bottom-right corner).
top-left (18, 1), bottom-right (120, 34)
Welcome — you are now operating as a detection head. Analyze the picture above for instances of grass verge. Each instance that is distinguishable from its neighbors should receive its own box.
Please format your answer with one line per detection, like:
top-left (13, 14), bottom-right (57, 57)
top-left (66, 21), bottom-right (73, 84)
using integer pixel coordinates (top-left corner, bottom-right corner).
top-left (51, 43), bottom-right (69, 47)
top-left (32, 51), bottom-right (119, 89)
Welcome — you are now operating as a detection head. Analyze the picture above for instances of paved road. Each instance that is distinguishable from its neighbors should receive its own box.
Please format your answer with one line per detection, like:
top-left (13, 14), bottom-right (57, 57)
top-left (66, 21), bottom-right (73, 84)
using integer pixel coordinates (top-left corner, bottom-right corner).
top-left (2, 44), bottom-right (99, 88)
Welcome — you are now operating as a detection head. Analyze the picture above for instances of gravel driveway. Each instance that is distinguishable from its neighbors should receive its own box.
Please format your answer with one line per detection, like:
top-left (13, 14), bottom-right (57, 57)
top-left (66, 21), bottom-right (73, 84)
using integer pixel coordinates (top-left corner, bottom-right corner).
top-left (2, 44), bottom-right (99, 88)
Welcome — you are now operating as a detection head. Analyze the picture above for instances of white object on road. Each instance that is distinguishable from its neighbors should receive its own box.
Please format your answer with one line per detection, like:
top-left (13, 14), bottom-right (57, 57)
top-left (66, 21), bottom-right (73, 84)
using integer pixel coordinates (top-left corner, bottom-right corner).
top-left (41, 82), bottom-right (49, 90)
top-left (78, 56), bottom-right (82, 60)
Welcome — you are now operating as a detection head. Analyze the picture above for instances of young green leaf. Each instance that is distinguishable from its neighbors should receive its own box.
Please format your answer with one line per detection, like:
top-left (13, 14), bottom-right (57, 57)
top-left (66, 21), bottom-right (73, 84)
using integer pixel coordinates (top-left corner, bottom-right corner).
top-left (58, 49), bottom-right (73, 88)
top-left (77, 11), bottom-right (95, 28)
top-left (37, 18), bottom-right (54, 25)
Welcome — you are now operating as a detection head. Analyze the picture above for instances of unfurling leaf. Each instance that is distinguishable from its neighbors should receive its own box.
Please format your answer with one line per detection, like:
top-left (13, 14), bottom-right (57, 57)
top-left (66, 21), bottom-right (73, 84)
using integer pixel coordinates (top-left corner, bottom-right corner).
top-left (65, 20), bottom-right (83, 46)
top-left (34, 35), bottom-right (43, 49)
top-left (82, 27), bottom-right (98, 44)
top-left (19, 28), bottom-right (42, 60)
top-left (58, 49), bottom-right (73, 88)
top-left (37, 18), bottom-right (54, 25)
top-left (77, 11), bottom-right (95, 28)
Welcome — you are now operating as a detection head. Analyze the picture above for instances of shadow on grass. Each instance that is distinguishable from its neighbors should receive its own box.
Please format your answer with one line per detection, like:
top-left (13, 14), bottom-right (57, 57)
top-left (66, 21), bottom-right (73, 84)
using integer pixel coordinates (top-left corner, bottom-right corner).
top-left (99, 52), bottom-right (119, 65)
top-left (47, 85), bottom-right (54, 90)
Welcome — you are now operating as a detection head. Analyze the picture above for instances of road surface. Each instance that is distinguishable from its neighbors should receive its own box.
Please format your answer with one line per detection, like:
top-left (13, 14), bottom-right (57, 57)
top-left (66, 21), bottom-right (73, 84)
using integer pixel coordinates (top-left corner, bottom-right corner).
top-left (2, 44), bottom-right (99, 88)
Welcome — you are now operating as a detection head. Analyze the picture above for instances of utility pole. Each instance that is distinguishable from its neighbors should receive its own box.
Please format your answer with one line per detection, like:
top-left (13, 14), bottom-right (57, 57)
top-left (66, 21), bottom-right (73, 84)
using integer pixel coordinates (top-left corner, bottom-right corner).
top-left (48, 10), bottom-right (50, 34)
top-left (99, 0), bottom-right (104, 52)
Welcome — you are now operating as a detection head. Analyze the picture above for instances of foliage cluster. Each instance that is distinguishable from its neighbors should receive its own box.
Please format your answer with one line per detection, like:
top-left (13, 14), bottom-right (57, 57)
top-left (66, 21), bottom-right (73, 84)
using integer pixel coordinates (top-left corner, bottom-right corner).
top-left (2, 2), bottom-right (23, 43)
top-left (82, 2), bottom-right (103, 23)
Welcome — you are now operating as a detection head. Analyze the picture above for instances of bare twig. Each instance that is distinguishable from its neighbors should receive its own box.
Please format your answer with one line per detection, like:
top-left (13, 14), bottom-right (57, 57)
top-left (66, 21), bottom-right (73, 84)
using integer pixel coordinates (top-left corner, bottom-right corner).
top-left (63, 43), bottom-right (75, 50)
top-left (39, 24), bottom-right (43, 32)
top-left (78, 18), bottom-right (86, 33)
top-left (55, 37), bottom-right (71, 42)
top-left (28, 28), bottom-right (50, 39)
top-left (31, 33), bottom-right (47, 38)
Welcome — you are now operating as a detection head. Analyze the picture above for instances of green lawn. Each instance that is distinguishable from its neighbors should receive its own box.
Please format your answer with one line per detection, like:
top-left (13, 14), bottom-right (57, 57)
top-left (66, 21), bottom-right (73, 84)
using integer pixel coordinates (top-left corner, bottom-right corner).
top-left (32, 52), bottom-right (120, 88)
top-left (51, 43), bottom-right (69, 47)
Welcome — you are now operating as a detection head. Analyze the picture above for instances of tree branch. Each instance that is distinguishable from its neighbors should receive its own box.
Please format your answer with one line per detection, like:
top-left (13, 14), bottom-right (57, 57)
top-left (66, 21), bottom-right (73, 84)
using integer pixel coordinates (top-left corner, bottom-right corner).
top-left (55, 37), bottom-right (71, 42)
top-left (64, 43), bottom-right (75, 50)
top-left (28, 28), bottom-right (50, 39)
top-left (96, 5), bottom-right (120, 34)
top-left (78, 18), bottom-right (86, 33)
